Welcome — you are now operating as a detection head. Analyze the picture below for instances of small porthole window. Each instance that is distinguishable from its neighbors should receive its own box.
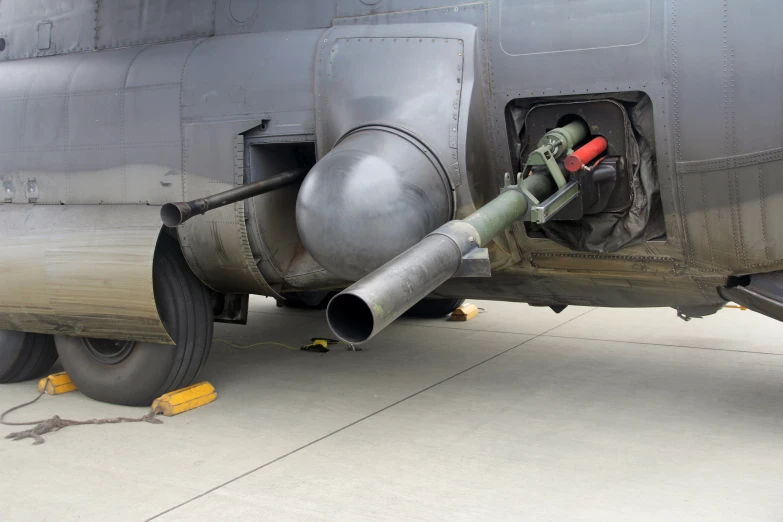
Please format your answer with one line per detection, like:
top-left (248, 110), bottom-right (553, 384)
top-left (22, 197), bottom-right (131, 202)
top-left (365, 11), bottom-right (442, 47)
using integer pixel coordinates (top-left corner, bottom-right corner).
top-left (0, 38), bottom-right (6, 52)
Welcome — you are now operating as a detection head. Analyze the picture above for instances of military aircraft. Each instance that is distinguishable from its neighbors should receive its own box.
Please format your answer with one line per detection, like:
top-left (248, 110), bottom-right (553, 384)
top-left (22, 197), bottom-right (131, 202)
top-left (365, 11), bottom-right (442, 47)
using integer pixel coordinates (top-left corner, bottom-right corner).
top-left (1, 0), bottom-right (781, 406)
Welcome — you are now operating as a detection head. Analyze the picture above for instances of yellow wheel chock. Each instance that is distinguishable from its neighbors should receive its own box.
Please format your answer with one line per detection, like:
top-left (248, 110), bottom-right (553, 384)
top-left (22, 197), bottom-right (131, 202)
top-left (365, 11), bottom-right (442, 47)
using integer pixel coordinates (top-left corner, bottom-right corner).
top-left (151, 382), bottom-right (217, 416)
top-left (37, 373), bottom-right (216, 417)
top-left (450, 303), bottom-right (480, 321)
top-left (37, 372), bottom-right (77, 395)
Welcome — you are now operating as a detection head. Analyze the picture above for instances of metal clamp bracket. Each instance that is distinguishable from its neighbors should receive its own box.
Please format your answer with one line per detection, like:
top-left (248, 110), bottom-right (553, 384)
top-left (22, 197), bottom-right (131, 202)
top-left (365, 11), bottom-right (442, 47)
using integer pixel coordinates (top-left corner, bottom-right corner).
top-left (530, 179), bottom-right (581, 224)
top-left (429, 221), bottom-right (491, 278)
top-left (499, 171), bottom-right (570, 223)
top-left (525, 144), bottom-right (568, 188)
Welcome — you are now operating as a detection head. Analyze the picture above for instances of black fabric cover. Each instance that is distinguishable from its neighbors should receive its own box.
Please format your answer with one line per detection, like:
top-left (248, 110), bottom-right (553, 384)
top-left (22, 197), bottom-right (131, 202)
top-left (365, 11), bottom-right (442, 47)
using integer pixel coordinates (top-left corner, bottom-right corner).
top-left (510, 93), bottom-right (665, 253)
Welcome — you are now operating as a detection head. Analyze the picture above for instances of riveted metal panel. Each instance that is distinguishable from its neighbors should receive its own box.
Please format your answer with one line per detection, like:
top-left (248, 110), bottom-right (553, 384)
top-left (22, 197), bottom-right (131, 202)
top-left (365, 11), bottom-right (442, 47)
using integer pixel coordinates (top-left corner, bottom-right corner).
top-left (67, 93), bottom-right (123, 147)
top-left (498, 0), bottom-right (650, 55)
top-left (485, 0), bottom-right (684, 271)
top-left (176, 31), bottom-right (321, 297)
top-left (95, 0), bottom-right (216, 50)
top-left (330, 4), bottom-right (495, 214)
top-left (0, 32), bottom-right (316, 299)
top-left (488, 0), bottom-right (664, 98)
top-left (215, 0), bottom-right (334, 35)
top-left (669, 0), bottom-right (783, 272)
top-left (335, 0), bottom-right (459, 17)
top-left (436, 268), bottom-right (723, 308)
top-left (26, 52), bottom-right (86, 96)
top-left (177, 123), bottom-right (281, 298)
top-left (316, 23), bottom-right (482, 190)
top-left (68, 45), bottom-right (140, 92)
top-left (180, 32), bottom-right (319, 123)
top-left (0, 0), bottom-right (96, 61)
top-left (529, 253), bottom-right (677, 275)
top-left (0, 42), bottom-right (194, 205)
top-left (124, 39), bottom-right (199, 87)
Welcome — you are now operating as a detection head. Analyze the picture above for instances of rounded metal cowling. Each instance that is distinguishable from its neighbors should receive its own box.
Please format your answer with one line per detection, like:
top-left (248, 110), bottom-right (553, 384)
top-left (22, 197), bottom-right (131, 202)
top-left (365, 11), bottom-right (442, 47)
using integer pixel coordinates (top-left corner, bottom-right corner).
top-left (296, 128), bottom-right (452, 282)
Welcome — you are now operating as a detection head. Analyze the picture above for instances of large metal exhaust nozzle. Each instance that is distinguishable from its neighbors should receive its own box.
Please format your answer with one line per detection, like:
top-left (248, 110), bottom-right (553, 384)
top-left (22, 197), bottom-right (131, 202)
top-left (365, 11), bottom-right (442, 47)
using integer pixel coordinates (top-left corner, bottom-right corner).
top-left (327, 235), bottom-right (462, 344)
top-left (327, 186), bottom-right (536, 344)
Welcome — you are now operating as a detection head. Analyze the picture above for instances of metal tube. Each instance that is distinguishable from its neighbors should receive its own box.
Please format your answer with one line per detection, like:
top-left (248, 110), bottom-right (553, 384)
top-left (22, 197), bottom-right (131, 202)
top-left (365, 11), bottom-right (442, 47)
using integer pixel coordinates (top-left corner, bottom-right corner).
top-left (326, 189), bottom-right (529, 344)
top-left (327, 235), bottom-right (462, 344)
top-left (558, 120), bottom-right (589, 152)
top-left (521, 173), bottom-right (556, 202)
top-left (537, 120), bottom-right (589, 157)
top-left (463, 189), bottom-right (529, 246)
top-left (161, 167), bottom-right (309, 227)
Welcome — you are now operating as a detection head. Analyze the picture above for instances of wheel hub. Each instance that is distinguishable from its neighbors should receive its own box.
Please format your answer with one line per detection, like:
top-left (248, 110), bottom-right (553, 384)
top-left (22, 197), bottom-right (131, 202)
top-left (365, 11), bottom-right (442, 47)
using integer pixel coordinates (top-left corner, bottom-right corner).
top-left (83, 338), bottom-right (135, 364)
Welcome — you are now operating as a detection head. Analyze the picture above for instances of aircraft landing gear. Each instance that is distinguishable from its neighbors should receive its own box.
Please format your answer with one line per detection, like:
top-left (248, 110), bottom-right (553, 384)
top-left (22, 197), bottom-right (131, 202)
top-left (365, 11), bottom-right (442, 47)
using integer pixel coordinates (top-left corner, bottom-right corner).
top-left (0, 331), bottom-right (58, 383)
top-left (54, 237), bottom-right (214, 406)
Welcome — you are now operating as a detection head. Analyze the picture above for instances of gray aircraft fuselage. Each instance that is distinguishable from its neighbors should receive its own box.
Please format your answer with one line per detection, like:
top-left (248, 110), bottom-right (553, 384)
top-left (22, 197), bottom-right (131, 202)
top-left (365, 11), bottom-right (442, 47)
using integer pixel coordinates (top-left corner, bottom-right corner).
top-left (0, 0), bottom-right (782, 343)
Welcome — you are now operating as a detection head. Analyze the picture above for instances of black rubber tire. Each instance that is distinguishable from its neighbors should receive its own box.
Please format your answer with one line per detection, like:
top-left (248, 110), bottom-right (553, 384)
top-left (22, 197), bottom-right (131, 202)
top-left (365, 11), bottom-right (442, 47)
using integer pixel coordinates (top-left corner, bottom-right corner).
top-left (54, 237), bottom-right (214, 406)
top-left (0, 331), bottom-right (58, 383)
top-left (404, 298), bottom-right (466, 319)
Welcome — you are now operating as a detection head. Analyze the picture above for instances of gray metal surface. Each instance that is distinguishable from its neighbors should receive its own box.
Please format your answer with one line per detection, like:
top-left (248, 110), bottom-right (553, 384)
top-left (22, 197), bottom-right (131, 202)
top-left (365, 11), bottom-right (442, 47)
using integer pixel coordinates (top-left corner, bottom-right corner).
top-left (1, 0), bottom-right (783, 341)
top-left (95, 1), bottom-right (216, 50)
top-left (175, 29), bottom-right (322, 297)
top-left (327, 188), bottom-right (529, 343)
top-left (498, 0), bottom-right (650, 55)
top-left (0, 41), bottom-right (193, 205)
top-left (0, 28), bottom-right (324, 334)
top-left (296, 128), bottom-right (452, 281)
top-left (243, 137), bottom-right (316, 286)
top-left (670, 1), bottom-right (783, 272)
top-left (0, 0), bottom-right (96, 60)
top-left (0, 0), bottom-right (216, 62)
top-left (327, 234), bottom-right (462, 343)
top-left (0, 204), bottom-right (172, 343)
top-left (315, 21), bottom-right (483, 189)
top-left (216, 0), bottom-right (334, 35)
top-left (720, 272), bottom-right (783, 323)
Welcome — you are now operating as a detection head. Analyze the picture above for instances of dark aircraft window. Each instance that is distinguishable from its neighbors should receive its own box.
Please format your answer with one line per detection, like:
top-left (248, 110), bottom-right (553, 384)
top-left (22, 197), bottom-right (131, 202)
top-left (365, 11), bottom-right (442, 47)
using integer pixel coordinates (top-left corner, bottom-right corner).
top-left (0, 38), bottom-right (6, 52)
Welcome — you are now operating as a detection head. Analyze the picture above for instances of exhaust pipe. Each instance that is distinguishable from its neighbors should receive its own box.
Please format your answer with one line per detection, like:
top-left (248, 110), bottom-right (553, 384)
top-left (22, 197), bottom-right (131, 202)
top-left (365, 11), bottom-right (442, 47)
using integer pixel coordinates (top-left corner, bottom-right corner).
top-left (327, 177), bottom-right (544, 344)
top-left (327, 234), bottom-right (463, 344)
top-left (161, 167), bottom-right (308, 227)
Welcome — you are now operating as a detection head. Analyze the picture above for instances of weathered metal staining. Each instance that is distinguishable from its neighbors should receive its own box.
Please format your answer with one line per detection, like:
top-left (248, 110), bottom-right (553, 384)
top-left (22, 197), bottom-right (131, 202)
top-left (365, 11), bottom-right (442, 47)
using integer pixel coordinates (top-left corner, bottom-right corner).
top-left (0, 205), bottom-right (171, 344)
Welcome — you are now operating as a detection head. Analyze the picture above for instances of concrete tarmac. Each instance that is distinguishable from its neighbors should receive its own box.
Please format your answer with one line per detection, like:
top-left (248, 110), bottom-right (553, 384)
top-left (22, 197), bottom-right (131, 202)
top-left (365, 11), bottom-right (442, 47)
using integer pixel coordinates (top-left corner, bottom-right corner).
top-left (1, 298), bottom-right (782, 521)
